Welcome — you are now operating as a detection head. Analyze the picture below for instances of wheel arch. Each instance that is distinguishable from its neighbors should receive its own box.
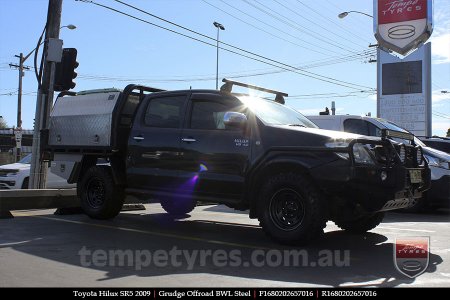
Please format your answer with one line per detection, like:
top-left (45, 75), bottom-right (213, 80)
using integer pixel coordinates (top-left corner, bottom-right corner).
top-left (247, 159), bottom-right (313, 219)
top-left (70, 154), bottom-right (126, 185)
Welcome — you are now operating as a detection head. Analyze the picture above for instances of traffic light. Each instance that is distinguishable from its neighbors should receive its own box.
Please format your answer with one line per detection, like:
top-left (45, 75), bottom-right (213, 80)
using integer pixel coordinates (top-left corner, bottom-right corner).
top-left (54, 48), bottom-right (78, 91)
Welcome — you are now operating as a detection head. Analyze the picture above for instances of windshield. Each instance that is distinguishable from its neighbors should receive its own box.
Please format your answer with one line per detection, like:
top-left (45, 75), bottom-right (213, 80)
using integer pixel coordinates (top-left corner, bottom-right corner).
top-left (238, 96), bottom-right (317, 128)
top-left (375, 118), bottom-right (426, 147)
top-left (18, 154), bottom-right (32, 164)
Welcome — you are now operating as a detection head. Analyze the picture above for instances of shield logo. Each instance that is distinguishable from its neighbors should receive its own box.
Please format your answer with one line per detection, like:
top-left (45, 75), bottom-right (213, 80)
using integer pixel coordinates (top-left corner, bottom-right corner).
top-left (394, 237), bottom-right (429, 278)
top-left (374, 0), bottom-right (433, 55)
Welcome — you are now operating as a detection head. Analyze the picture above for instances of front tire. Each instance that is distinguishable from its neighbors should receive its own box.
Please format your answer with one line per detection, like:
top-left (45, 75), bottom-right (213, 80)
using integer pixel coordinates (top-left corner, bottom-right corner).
top-left (258, 173), bottom-right (327, 245)
top-left (21, 177), bottom-right (29, 189)
top-left (78, 166), bottom-right (124, 220)
top-left (334, 212), bottom-right (385, 233)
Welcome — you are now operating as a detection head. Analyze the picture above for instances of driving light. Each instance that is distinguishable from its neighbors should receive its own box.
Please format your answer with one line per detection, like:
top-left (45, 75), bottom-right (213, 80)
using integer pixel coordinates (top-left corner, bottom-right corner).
top-left (416, 147), bottom-right (423, 165)
top-left (398, 145), bottom-right (406, 163)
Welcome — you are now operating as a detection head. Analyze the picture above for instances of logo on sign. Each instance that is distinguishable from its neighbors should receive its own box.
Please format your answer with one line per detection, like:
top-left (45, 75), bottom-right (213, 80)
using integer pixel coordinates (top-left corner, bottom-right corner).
top-left (394, 237), bottom-right (429, 278)
top-left (375, 0), bottom-right (432, 55)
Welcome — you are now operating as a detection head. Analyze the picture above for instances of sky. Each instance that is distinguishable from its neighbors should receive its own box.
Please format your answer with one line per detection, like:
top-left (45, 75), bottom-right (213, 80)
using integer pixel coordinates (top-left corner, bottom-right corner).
top-left (0, 0), bottom-right (449, 136)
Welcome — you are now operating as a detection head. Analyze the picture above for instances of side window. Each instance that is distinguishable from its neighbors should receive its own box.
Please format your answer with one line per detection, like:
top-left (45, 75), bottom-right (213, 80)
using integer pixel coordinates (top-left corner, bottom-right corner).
top-left (120, 94), bottom-right (140, 126)
top-left (343, 119), bottom-right (369, 136)
top-left (144, 96), bottom-right (185, 128)
top-left (190, 100), bottom-right (242, 130)
top-left (367, 122), bottom-right (382, 137)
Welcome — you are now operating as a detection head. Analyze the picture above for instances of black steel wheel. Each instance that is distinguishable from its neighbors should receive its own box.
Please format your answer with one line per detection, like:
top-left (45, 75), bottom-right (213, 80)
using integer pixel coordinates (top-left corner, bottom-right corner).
top-left (85, 176), bottom-right (106, 209)
top-left (269, 188), bottom-right (305, 231)
top-left (258, 173), bottom-right (326, 245)
top-left (78, 166), bottom-right (124, 220)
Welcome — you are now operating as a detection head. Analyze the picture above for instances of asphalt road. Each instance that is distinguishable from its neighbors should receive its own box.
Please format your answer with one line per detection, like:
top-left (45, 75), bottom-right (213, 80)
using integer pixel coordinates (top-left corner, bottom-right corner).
top-left (0, 204), bottom-right (449, 287)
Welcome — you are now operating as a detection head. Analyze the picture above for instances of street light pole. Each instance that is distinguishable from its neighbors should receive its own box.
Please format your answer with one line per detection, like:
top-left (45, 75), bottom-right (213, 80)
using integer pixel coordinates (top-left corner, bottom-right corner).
top-left (213, 21), bottom-right (225, 90)
top-left (337, 10), bottom-right (376, 117)
top-left (338, 11), bottom-right (373, 19)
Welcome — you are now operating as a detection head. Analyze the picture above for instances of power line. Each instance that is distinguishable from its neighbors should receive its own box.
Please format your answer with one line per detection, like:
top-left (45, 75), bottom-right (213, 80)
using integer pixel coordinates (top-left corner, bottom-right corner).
top-left (78, 0), bottom-right (374, 90)
top-left (2, 49), bottom-right (376, 85)
top-left (115, 0), bottom-right (375, 89)
top-left (432, 112), bottom-right (450, 120)
top-left (242, 0), bottom-right (362, 54)
top-left (294, 0), bottom-right (371, 45)
top-left (288, 90), bottom-right (375, 100)
top-left (206, 0), bottom-right (343, 56)
top-left (272, 0), bottom-right (368, 49)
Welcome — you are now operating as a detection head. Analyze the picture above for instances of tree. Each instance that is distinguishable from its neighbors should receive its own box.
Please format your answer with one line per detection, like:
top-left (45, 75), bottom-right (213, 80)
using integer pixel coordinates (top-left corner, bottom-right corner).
top-left (0, 117), bottom-right (7, 129)
top-left (447, 128), bottom-right (450, 138)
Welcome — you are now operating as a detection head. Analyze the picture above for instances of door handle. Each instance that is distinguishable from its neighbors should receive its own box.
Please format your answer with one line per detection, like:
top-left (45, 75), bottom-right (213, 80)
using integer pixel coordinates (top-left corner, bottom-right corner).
top-left (181, 138), bottom-right (197, 143)
top-left (133, 136), bottom-right (144, 141)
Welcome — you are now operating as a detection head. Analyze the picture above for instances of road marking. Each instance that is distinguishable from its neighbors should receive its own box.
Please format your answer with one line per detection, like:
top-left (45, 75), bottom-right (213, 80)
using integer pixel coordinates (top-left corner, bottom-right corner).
top-left (13, 213), bottom-right (272, 251)
top-left (433, 249), bottom-right (450, 254)
top-left (339, 278), bottom-right (388, 287)
top-left (0, 238), bottom-right (43, 247)
top-left (376, 226), bottom-right (435, 233)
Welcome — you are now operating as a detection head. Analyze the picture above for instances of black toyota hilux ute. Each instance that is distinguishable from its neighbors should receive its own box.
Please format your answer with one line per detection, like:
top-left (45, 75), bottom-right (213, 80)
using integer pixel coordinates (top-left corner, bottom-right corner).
top-left (46, 80), bottom-right (430, 245)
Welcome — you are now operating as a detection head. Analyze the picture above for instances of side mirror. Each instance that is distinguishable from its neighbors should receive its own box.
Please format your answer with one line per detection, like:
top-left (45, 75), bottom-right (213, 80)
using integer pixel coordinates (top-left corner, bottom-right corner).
top-left (223, 112), bottom-right (247, 128)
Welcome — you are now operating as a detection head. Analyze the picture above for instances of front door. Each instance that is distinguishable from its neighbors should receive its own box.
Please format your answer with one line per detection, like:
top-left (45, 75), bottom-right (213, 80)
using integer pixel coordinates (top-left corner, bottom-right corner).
top-left (179, 94), bottom-right (250, 201)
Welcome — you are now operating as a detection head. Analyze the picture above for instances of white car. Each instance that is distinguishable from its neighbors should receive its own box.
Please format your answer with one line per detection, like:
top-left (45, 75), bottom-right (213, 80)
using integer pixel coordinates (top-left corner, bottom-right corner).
top-left (0, 154), bottom-right (75, 189)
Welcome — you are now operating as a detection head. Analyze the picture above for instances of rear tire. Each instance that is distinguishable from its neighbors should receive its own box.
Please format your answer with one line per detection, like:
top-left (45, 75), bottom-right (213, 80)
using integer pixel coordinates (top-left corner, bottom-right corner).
top-left (334, 212), bottom-right (385, 233)
top-left (258, 173), bottom-right (327, 245)
top-left (160, 196), bottom-right (196, 216)
top-left (78, 166), bottom-right (124, 220)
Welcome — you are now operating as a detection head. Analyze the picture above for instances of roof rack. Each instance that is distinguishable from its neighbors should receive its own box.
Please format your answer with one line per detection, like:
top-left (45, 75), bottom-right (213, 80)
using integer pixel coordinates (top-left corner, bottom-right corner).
top-left (220, 78), bottom-right (288, 104)
top-left (57, 84), bottom-right (166, 98)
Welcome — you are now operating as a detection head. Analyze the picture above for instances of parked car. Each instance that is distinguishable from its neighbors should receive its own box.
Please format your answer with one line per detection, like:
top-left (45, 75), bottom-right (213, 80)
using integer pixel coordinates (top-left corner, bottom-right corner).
top-left (419, 136), bottom-right (450, 154)
top-left (307, 115), bottom-right (450, 210)
top-left (0, 154), bottom-right (75, 189)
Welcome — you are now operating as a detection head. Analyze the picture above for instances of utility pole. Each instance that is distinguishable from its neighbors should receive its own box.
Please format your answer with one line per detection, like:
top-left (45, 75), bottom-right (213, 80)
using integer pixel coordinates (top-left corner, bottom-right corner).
top-left (29, 0), bottom-right (63, 189)
top-left (9, 53), bottom-right (30, 162)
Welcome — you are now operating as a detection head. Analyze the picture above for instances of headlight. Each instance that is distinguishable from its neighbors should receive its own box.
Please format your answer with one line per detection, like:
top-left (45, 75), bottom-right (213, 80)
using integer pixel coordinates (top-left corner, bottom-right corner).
top-left (398, 144), bottom-right (406, 163)
top-left (0, 169), bottom-right (20, 176)
top-left (425, 155), bottom-right (450, 169)
top-left (325, 140), bottom-right (350, 160)
top-left (352, 143), bottom-right (375, 165)
top-left (325, 140), bottom-right (350, 148)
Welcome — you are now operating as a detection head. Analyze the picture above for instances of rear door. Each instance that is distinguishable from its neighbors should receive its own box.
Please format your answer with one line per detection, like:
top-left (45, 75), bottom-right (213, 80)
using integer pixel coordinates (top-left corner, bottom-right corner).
top-left (127, 93), bottom-right (187, 191)
top-left (178, 93), bottom-right (250, 201)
